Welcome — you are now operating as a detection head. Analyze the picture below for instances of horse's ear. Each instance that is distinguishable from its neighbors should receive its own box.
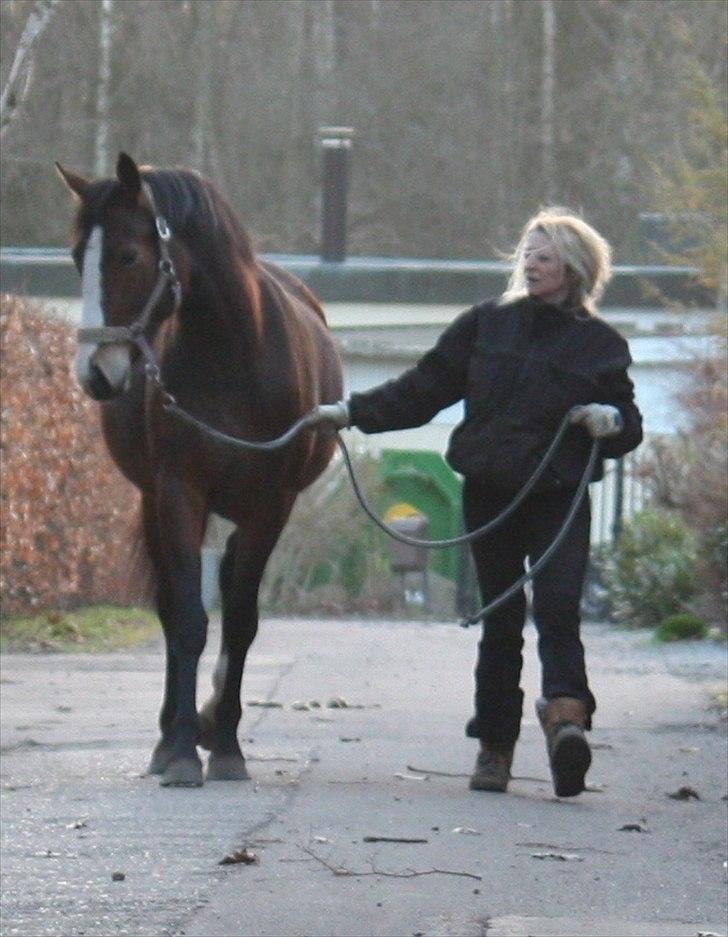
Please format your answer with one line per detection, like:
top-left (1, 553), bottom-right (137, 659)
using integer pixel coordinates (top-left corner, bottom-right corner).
top-left (116, 152), bottom-right (142, 198)
top-left (55, 162), bottom-right (92, 202)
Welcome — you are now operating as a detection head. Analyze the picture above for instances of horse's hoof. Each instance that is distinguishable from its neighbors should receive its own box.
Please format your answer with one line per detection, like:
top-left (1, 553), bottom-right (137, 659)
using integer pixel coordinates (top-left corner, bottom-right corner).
top-left (206, 752), bottom-right (250, 781)
top-left (147, 743), bottom-right (174, 775)
top-left (160, 756), bottom-right (204, 787)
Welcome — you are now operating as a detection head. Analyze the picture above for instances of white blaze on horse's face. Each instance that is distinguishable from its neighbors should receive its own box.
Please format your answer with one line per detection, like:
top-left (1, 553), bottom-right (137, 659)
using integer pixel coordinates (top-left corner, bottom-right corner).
top-left (75, 225), bottom-right (133, 399)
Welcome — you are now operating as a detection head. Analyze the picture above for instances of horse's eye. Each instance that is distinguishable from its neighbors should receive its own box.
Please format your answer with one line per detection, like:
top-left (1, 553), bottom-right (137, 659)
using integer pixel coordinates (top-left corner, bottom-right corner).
top-left (118, 248), bottom-right (139, 267)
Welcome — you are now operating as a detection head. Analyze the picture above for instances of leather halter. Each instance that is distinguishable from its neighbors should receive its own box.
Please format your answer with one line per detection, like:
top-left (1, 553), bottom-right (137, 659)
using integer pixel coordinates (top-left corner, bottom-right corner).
top-left (76, 182), bottom-right (182, 348)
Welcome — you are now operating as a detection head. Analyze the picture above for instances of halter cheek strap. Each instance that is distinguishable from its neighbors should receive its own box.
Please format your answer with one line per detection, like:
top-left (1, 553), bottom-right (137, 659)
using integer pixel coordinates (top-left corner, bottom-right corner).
top-left (76, 182), bottom-right (182, 346)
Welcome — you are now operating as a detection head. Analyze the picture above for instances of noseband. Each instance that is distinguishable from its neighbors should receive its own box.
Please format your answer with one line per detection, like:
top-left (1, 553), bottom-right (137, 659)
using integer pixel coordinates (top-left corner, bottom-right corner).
top-left (76, 182), bottom-right (182, 351)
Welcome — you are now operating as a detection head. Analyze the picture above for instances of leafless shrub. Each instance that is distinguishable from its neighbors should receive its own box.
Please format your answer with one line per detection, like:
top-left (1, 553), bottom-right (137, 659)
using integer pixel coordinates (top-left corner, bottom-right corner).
top-left (0, 294), bottom-right (142, 616)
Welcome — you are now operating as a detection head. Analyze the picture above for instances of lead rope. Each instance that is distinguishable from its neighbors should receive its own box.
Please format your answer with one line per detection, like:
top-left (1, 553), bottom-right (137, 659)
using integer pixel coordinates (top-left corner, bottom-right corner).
top-left (161, 397), bottom-right (597, 627)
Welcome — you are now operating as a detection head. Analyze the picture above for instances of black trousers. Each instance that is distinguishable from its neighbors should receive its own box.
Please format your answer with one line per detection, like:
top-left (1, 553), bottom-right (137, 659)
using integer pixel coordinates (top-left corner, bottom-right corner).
top-left (463, 479), bottom-right (596, 750)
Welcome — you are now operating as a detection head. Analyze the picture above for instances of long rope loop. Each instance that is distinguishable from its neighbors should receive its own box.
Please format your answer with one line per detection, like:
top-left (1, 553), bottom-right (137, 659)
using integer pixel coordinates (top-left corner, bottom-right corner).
top-left (335, 410), bottom-right (582, 550)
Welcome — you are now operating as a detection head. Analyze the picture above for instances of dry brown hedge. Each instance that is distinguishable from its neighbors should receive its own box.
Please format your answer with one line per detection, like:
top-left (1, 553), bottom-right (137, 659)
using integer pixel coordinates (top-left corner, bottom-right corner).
top-left (1, 294), bottom-right (143, 616)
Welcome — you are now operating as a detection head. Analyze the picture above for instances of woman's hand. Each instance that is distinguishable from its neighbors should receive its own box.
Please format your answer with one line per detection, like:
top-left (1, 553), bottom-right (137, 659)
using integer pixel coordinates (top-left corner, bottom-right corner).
top-left (310, 401), bottom-right (351, 429)
top-left (570, 404), bottom-right (623, 438)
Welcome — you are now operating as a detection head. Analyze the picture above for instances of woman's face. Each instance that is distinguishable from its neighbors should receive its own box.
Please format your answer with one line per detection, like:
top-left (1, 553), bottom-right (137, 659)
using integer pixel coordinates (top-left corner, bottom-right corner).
top-left (523, 230), bottom-right (569, 305)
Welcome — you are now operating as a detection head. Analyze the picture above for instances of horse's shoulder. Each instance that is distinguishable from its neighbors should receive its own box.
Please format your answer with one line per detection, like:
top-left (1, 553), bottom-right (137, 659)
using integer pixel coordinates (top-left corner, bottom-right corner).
top-left (258, 261), bottom-right (327, 324)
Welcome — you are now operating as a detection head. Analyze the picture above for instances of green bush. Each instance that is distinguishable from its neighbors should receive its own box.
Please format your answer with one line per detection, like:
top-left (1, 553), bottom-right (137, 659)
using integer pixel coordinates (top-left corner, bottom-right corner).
top-left (655, 612), bottom-right (708, 642)
top-left (605, 510), bottom-right (699, 628)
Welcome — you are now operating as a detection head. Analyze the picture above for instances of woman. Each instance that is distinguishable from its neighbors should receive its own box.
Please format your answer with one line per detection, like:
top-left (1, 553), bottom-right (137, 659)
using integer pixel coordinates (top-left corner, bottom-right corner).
top-left (314, 208), bottom-right (643, 797)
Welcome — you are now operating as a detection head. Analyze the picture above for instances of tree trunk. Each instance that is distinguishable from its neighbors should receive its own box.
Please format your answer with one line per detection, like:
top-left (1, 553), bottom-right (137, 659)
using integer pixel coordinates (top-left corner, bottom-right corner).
top-left (310, 0), bottom-right (336, 127)
top-left (94, 0), bottom-right (114, 177)
top-left (190, 0), bottom-right (216, 177)
top-left (0, 0), bottom-right (60, 139)
top-left (541, 0), bottom-right (556, 204)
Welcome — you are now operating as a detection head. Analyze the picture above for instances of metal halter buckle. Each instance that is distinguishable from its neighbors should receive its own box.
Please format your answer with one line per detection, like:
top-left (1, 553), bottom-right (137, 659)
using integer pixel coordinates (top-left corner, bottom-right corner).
top-left (156, 216), bottom-right (172, 241)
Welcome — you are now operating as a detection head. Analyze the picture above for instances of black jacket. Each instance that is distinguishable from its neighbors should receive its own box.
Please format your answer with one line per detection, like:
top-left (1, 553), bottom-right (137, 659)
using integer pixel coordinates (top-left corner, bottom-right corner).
top-left (348, 296), bottom-right (643, 492)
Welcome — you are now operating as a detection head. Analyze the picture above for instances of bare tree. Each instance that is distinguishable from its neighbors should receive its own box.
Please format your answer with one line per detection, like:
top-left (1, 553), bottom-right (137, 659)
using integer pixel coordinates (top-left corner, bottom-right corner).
top-left (0, 0), bottom-right (60, 139)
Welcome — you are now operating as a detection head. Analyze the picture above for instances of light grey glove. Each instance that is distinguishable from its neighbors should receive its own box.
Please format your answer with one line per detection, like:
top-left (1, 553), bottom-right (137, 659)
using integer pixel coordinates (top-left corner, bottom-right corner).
top-left (570, 403), bottom-right (623, 439)
top-left (311, 401), bottom-right (351, 429)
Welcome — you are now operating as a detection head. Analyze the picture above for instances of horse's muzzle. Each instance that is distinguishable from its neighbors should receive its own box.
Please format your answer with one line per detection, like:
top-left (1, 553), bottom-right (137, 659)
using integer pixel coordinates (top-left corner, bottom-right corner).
top-left (77, 342), bottom-right (133, 400)
top-left (84, 362), bottom-right (116, 400)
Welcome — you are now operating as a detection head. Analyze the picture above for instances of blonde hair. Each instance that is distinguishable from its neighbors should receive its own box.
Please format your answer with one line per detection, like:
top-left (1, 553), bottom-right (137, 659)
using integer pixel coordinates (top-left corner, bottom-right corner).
top-left (500, 207), bottom-right (612, 315)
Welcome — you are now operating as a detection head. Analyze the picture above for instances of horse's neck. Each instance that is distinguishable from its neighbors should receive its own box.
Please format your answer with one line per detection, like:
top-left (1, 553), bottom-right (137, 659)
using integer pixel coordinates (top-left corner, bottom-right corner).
top-left (179, 265), bottom-right (262, 365)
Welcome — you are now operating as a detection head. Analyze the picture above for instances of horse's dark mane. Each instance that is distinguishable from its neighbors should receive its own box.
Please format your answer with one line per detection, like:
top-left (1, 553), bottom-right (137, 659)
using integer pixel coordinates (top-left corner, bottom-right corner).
top-left (77, 168), bottom-right (257, 272)
top-left (76, 167), bottom-right (265, 341)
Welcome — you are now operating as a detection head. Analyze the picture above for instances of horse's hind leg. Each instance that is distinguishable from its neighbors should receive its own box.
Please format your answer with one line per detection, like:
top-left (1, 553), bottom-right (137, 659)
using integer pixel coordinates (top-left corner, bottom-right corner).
top-left (202, 512), bottom-right (291, 781)
top-left (198, 530), bottom-right (237, 753)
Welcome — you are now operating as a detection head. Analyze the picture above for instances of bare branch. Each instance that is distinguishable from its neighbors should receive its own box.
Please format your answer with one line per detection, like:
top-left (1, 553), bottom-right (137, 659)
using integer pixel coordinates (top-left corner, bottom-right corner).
top-left (0, 0), bottom-right (61, 139)
top-left (299, 845), bottom-right (482, 881)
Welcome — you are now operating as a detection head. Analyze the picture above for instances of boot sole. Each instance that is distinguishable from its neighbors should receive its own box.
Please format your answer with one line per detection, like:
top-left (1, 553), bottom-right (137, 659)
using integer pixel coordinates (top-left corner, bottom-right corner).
top-left (551, 730), bottom-right (591, 797)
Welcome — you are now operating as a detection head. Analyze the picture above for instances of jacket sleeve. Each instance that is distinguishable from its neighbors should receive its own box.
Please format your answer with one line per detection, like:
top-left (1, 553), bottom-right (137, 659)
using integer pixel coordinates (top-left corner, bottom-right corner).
top-left (348, 305), bottom-right (479, 433)
top-left (594, 347), bottom-right (643, 459)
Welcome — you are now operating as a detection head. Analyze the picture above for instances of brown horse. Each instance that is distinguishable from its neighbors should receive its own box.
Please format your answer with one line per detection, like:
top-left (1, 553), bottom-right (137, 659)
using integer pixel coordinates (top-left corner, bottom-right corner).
top-left (57, 153), bottom-right (343, 786)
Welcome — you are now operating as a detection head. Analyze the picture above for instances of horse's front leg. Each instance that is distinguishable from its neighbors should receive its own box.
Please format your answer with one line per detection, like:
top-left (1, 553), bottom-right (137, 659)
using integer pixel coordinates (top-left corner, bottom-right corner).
top-left (155, 477), bottom-right (208, 787)
top-left (139, 495), bottom-right (178, 776)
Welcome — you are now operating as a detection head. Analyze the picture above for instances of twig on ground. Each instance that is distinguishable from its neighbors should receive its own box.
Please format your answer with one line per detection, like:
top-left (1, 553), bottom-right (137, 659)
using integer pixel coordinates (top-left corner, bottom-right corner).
top-left (405, 764), bottom-right (548, 783)
top-left (362, 836), bottom-right (428, 844)
top-left (299, 844), bottom-right (482, 881)
top-left (246, 755), bottom-right (300, 762)
top-left (406, 764), bottom-right (467, 778)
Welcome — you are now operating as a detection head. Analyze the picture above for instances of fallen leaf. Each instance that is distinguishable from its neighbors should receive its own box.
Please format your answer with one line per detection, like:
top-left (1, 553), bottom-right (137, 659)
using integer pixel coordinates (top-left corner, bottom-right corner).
top-left (219, 848), bottom-right (259, 866)
top-left (111, 871), bottom-right (125, 882)
top-left (667, 786), bottom-right (701, 800)
top-left (66, 820), bottom-right (88, 830)
top-left (619, 823), bottom-right (649, 833)
top-left (530, 851), bottom-right (583, 862)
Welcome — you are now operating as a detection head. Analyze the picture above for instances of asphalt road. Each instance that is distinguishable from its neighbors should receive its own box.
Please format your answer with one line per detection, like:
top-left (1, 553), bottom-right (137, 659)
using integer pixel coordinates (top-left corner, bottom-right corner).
top-left (1, 617), bottom-right (726, 937)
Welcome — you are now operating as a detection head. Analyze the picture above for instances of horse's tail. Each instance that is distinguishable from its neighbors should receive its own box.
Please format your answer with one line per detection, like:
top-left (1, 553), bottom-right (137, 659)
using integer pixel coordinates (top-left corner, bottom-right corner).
top-left (122, 499), bottom-right (157, 609)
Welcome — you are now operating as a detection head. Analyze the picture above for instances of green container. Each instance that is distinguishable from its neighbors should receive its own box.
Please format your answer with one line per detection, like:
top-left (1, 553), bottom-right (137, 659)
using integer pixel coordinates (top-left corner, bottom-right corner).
top-left (380, 450), bottom-right (462, 581)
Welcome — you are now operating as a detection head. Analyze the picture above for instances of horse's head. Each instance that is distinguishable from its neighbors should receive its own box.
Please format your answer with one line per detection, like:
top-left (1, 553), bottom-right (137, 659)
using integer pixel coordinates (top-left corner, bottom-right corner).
top-left (56, 153), bottom-right (184, 401)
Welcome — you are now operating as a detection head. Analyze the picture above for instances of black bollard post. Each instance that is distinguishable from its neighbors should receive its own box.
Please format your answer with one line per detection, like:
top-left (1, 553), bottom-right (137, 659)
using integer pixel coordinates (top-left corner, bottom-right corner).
top-left (317, 127), bottom-right (353, 263)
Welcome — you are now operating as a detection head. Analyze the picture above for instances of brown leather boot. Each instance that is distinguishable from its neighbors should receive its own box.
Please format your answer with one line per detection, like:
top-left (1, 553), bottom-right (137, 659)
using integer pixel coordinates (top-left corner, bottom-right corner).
top-left (469, 743), bottom-right (514, 792)
top-left (536, 696), bottom-right (591, 797)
